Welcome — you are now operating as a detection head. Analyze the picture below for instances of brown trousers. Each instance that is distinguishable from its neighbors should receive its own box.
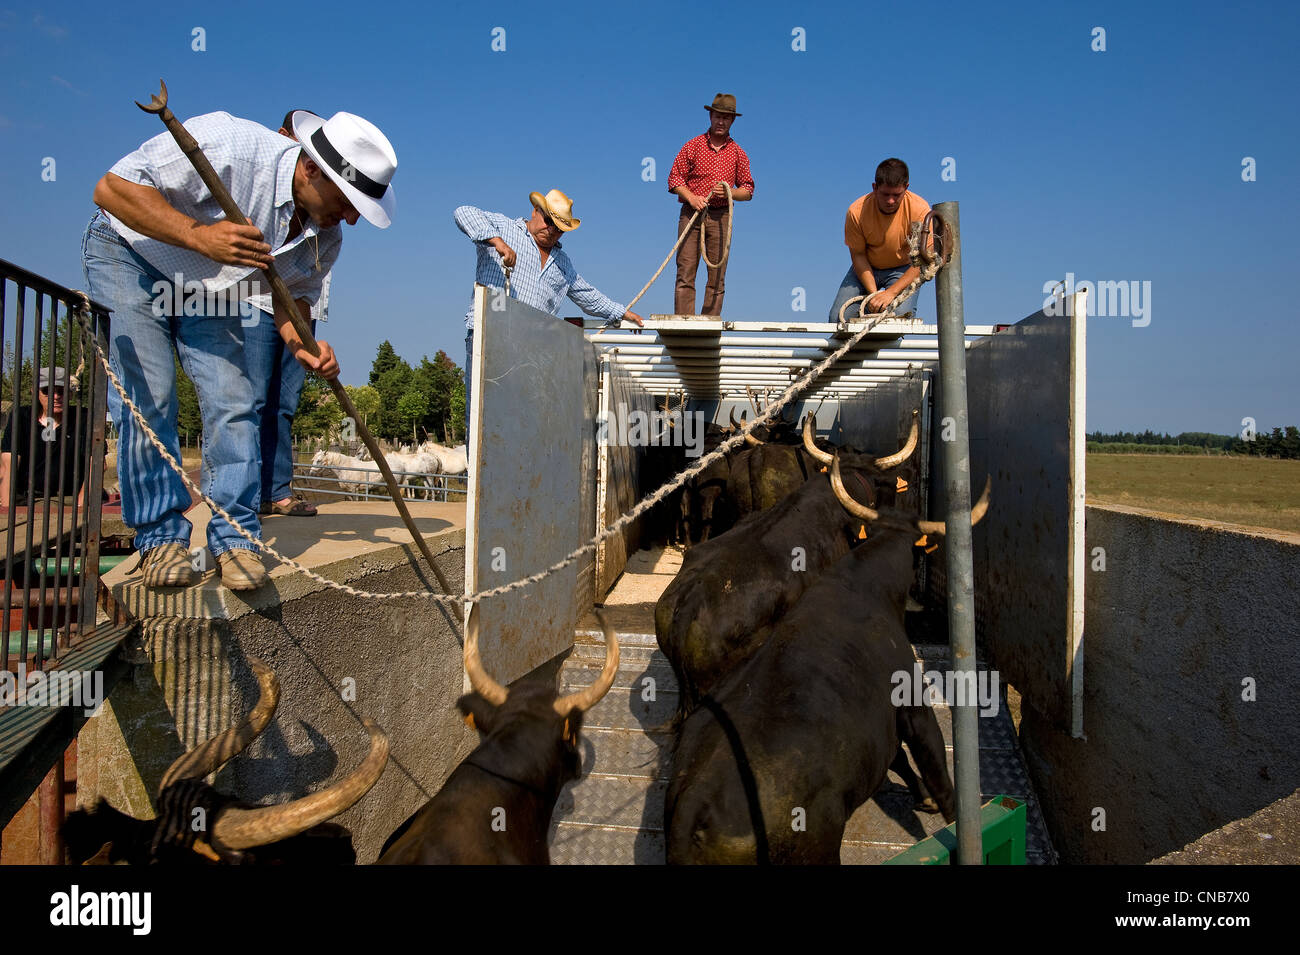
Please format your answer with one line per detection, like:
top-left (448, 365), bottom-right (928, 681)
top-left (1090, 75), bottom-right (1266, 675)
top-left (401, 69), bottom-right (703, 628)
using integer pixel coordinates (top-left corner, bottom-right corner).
top-left (674, 205), bottom-right (730, 316)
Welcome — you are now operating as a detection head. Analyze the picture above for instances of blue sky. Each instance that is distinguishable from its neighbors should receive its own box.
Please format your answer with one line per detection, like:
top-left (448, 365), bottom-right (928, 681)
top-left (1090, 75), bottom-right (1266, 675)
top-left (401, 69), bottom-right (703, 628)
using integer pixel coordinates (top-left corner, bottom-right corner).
top-left (1, 0), bottom-right (1296, 433)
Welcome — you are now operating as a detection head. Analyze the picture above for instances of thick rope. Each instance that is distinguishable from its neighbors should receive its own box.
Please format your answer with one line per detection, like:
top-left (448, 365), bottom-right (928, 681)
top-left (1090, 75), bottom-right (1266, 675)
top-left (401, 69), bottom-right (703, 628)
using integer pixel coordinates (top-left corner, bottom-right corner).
top-left (698, 183), bottom-right (733, 270)
top-left (837, 214), bottom-right (945, 327)
top-left (70, 215), bottom-right (944, 608)
top-left (623, 183), bottom-right (733, 313)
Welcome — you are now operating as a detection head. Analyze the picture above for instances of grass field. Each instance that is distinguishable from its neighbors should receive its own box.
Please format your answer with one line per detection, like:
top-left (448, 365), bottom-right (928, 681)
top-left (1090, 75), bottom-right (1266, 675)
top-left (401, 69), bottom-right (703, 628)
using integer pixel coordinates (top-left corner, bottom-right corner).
top-left (1086, 454), bottom-right (1300, 534)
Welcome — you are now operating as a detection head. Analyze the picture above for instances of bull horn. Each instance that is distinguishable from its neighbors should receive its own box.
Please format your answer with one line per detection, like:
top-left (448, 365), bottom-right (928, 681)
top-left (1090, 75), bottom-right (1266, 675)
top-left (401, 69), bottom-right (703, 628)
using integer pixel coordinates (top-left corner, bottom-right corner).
top-left (729, 406), bottom-right (742, 431)
top-left (875, 411), bottom-right (920, 470)
top-left (830, 455), bottom-right (880, 522)
top-left (159, 657), bottom-right (279, 792)
top-left (553, 611), bottom-right (620, 716)
top-left (464, 602), bottom-right (508, 705)
top-left (210, 719), bottom-right (390, 851)
top-left (738, 410), bottom-right (763, 446)
top-left (917, 476), bottom-right (992, 536)
top-left (802, 412), bottom-right (834, 465)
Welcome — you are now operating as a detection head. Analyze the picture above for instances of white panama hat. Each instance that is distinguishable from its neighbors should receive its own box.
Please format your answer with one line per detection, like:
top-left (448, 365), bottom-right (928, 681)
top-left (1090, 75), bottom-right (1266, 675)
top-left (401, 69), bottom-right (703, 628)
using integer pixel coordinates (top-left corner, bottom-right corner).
top-left (292, 110), bottom-right (397, 229)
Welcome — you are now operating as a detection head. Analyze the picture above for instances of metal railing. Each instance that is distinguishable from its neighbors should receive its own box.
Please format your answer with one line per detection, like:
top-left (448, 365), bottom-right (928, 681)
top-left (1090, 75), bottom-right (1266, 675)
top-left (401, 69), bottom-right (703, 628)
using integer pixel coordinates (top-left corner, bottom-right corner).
top-left (292, 462), bottom-right (468, 503)
top-left (0, 260), bottom-right (111, 672)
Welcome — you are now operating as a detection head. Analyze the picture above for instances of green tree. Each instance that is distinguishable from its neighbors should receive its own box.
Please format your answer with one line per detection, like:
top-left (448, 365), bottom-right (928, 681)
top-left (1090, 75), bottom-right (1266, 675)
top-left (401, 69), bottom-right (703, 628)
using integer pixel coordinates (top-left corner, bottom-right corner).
top-left (369, 340), bottom-right (401, 386)
top-left (448, 380), bottom-right (465, 443)
top-left (411, 351), bottom-right (463, 443)
top-left (345, 384), bottom-right (382, 429)
top-left (292, 375), bottom-right (342, 443)
top-left (396, 389), bottom-right (430, 444)
top-left (176, 358), bottom-right (202, 444)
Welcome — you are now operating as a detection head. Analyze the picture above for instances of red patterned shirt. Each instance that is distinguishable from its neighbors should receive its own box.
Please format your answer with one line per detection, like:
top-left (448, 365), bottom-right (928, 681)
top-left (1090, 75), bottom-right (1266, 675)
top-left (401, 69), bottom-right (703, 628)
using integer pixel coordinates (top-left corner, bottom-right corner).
top-left (667, 133), bottom-right (755, 207)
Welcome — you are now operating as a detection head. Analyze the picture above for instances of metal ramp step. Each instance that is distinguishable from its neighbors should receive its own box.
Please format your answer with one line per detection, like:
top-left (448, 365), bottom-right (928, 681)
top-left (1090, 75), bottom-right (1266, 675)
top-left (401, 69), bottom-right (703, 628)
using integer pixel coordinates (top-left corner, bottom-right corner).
top-left (551, 634), bottom-right (674, 864)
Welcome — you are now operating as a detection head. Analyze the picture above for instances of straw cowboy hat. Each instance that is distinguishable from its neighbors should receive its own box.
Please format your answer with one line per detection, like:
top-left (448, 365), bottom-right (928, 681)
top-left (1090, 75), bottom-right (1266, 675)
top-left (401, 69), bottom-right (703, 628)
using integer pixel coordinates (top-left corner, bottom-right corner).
top-left (704, 93), bottom-right (742, 116)
top-left (528, 189), bottom-right (581, 232)
top-left (292, 110), bottom-right (398, 229)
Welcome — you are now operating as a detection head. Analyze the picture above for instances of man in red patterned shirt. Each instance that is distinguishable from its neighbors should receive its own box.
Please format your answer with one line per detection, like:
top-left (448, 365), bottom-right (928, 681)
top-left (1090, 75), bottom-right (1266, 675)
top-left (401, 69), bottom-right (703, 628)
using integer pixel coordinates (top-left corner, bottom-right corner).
top-left (667, 94), bottom-right (755, 316)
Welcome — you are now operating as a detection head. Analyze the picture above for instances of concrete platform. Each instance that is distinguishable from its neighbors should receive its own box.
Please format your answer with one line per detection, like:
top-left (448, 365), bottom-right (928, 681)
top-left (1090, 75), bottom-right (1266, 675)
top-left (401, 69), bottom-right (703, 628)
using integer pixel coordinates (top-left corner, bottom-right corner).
top-left (101, 499), bottom-right (465, 620)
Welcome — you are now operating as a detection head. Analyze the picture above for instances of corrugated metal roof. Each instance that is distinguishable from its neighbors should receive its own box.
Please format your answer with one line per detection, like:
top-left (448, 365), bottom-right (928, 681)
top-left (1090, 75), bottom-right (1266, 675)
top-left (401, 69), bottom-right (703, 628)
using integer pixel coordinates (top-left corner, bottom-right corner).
top-left (584, 314), bottom-right (996, 398)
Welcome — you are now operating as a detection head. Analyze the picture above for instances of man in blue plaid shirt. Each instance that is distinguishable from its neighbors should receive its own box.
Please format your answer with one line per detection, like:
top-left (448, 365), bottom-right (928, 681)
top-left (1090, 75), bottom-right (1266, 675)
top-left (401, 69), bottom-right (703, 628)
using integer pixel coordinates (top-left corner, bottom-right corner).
top-left (455, 189), bottom-right (643, 438)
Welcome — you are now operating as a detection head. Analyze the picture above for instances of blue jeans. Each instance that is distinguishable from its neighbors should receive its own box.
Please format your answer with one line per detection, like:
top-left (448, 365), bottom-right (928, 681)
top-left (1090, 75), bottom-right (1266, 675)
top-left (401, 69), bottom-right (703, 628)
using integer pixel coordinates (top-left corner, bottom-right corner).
top-left (246, 309), bottom-right (313, 503)
top-left (464, 329), bottom-right (474, 451)
top-left (827, 265), bottom-right (918, 323)
top-left (82, 210), bottom-right (261, 557)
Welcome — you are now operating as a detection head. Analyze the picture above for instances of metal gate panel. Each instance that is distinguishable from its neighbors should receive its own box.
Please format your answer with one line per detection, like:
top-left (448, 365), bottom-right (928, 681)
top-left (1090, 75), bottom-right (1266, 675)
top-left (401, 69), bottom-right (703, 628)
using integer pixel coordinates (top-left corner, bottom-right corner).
top-left (936, 296), bottom-right (1086, 734)
top-left (840, 378), bottom-right (926, 458)
top-left (466, 288), bottom-right (586, 685)
top-left (595, 359), bottom-right (655, 599)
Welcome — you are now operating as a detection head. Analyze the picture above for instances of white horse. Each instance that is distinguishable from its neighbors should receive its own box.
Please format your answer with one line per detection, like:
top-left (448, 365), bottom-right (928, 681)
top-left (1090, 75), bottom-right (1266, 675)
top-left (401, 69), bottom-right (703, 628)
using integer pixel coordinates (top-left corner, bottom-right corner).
top-left (419, 441), bottom-right (469, 476)
top-left (309, 450), bottom-right (377, 500)
top-left (378, 449), bottom-right (441, 501)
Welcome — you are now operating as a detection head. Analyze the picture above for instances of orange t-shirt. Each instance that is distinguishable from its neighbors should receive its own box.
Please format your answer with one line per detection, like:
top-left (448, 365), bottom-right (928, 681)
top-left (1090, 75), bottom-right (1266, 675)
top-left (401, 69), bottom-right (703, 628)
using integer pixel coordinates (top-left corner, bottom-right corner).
top-left (843, 190), bottom-right (931, 270)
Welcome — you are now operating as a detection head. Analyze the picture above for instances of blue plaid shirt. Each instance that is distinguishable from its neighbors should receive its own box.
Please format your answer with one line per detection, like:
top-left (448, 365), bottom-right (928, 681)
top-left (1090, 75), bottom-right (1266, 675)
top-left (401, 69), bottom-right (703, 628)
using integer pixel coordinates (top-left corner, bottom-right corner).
top-left (454, 206), bottom-right (627, 330)
top-left (107, 111), bottom-right (338, 308)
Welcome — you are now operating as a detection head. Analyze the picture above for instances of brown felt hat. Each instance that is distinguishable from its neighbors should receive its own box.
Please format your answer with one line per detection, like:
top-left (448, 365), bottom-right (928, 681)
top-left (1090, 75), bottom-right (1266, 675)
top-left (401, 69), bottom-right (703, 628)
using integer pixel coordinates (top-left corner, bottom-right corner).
top-left (704, 93), bottom-right (741, 117)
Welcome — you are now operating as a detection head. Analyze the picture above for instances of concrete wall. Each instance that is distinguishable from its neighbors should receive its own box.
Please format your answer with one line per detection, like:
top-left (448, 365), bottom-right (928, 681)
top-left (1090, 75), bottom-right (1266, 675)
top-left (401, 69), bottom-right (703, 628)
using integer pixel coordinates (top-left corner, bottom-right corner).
top-left (1019, 504), bottom-right (1300, 863)
top-left (78, 530), bottom-right (485, 863)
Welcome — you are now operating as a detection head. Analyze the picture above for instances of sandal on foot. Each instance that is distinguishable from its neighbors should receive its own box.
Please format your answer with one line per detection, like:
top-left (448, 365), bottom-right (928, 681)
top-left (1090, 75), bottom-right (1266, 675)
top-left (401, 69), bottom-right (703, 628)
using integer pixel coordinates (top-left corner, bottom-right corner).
top-left (268, 496), bottom-right (317, 517)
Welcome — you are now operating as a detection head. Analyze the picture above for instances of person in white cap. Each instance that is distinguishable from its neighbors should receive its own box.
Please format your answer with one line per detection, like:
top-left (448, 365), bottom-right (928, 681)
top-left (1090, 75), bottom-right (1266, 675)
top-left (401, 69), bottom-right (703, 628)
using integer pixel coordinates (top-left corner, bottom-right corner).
top-left (84, 108), bottom-right (397, 591)
top-left (0, 367), bottom-right (93, 507)
top-left (454, 189), bottom-right (643, 439)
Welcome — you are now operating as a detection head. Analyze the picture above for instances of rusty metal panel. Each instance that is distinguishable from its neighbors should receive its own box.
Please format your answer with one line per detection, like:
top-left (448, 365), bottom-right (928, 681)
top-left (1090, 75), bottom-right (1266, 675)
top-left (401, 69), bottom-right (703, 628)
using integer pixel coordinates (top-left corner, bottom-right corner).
top-left (933, 303), bottom-right (1085, 734)
top-left (466, 289), bottom-right (586, 685)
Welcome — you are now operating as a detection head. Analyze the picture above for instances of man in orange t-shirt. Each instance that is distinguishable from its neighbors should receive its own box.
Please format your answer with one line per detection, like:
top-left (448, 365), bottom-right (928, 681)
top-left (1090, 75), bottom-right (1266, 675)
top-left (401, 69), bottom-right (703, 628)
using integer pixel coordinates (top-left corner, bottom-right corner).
top-left (828, 158), bottom-right (930, 322)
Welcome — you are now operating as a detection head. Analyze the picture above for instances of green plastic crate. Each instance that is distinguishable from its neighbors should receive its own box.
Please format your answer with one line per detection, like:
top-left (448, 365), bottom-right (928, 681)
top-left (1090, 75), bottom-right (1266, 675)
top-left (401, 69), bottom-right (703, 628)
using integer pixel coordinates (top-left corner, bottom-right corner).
top-left (884, 795), bottom-right (1027, 865)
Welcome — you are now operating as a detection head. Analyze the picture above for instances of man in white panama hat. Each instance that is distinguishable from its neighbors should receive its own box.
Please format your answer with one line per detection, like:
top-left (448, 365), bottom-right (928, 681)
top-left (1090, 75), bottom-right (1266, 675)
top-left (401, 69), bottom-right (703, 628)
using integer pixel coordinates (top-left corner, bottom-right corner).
top-left (454, 189), bottom-right (643, 438)
top-left (84, 108), bottom-right (397, 591)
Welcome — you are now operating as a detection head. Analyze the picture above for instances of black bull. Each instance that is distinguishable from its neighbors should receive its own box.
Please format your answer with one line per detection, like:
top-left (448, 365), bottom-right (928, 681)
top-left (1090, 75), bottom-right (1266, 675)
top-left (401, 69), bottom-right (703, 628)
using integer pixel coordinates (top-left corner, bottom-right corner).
top-left (665, 477), bottom-right (990, 864)
top-left (64, 608), bottom-right (621, 866)
top-left (656, 414), bottom-right (920, 710)
top-left (376, 606), bottom-right (620, 864)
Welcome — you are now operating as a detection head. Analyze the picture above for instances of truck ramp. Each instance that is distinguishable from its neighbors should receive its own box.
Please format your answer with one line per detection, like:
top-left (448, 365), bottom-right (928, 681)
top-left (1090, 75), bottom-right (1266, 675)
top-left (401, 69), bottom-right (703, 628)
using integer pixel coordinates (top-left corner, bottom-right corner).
top-left (549, 546), bottom-right (1056, 864)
